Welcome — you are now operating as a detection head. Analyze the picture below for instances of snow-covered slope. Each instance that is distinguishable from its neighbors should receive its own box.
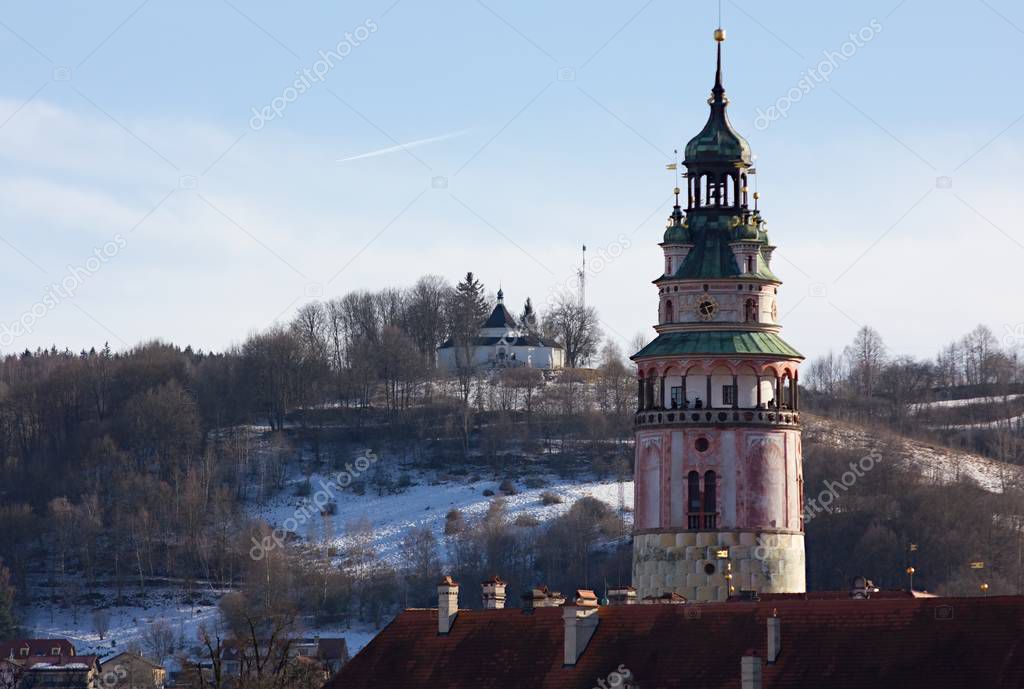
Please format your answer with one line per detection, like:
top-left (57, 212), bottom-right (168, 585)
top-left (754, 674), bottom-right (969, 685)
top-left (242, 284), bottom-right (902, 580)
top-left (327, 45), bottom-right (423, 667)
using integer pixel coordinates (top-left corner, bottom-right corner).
top-left (248, 471), bottom-right (634, 566)
top-left (803, 413), bottom-right (1022, 492)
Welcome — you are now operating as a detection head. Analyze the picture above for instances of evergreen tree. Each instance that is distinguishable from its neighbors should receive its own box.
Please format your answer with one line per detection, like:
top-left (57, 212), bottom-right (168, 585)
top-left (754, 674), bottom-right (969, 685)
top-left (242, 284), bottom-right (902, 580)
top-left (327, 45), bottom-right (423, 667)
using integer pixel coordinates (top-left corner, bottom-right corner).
top-left (519, 298), bottom-right (538, 336)
top-left (448, 272), bottom-right (488, 369)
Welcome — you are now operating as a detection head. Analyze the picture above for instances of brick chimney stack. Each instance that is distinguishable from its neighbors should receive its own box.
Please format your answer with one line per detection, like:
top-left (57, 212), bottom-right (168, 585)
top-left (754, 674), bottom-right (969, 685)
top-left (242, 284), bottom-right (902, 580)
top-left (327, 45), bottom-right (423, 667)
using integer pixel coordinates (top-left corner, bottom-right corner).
top-left (482, 576), bottom-right (507, 609)
top-left (563, 589), bottom-right (599, 666)
top-left (438, 576), bottom-right (459, 635)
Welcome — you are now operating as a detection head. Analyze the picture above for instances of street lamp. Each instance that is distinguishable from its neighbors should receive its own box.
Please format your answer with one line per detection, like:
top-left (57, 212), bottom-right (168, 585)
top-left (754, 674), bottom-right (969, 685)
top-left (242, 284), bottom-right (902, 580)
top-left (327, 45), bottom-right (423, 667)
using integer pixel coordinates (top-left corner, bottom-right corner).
top-left (906, 566), bottom-right (915, 591)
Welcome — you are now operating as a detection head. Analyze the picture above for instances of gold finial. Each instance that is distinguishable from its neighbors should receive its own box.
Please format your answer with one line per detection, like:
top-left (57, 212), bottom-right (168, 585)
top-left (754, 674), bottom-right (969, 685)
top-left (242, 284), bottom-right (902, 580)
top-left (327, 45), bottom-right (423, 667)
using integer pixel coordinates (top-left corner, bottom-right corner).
top-left (714, 27), bottom-right (726, 42)
top-left (673, 187), bottom-right (681, 195)
top-left (753, 191), bottom-right (760, 200)
top-left (980, 583), bottom-right (989, 593)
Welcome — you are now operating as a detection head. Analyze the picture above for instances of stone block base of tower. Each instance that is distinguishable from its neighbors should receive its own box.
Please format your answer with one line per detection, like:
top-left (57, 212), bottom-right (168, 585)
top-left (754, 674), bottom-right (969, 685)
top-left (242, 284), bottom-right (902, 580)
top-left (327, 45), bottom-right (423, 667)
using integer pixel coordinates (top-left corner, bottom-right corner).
top-left (632, 530), bottom-right (805, 602)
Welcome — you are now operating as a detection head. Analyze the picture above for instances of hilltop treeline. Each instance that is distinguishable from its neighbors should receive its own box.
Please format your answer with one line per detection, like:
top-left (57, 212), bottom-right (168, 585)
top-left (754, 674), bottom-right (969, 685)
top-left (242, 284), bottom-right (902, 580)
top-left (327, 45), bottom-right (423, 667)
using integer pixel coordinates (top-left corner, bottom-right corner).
top-left (803, 325), bottom-right (1024, 463)
top-left (0, 272), bottom-right (633, 628)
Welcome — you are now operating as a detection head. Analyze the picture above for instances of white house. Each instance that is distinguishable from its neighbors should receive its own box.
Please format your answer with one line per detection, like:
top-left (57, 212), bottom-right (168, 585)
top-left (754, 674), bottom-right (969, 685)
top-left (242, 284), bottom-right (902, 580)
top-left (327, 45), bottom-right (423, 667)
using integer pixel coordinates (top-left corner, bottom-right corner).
top-left (437, 290), bottom-right (565, 372)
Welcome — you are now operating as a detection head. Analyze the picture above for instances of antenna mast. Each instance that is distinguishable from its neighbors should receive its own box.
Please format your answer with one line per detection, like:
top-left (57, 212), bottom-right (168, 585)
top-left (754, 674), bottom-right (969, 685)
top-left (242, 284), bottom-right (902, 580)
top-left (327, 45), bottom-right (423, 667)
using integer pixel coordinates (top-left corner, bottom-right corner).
top-left (578, 244), bottom-right (587, 308)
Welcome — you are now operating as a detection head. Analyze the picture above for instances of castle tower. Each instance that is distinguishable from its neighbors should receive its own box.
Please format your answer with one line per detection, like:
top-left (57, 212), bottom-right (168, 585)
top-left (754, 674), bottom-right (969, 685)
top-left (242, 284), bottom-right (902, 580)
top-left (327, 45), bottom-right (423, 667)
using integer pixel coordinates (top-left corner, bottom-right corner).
top-left (631, 29), bottom-right (805, 602)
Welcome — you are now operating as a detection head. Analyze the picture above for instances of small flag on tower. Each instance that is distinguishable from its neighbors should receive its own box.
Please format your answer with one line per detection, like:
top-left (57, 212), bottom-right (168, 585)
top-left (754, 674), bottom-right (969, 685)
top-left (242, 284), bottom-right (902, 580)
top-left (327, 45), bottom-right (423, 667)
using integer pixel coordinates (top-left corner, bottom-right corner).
top-left (666, 163), bottom-right (677, 170)
top-left (970, 561), bottom-right (985, 570)
top-left (909, 543), bottom-right (918, 552)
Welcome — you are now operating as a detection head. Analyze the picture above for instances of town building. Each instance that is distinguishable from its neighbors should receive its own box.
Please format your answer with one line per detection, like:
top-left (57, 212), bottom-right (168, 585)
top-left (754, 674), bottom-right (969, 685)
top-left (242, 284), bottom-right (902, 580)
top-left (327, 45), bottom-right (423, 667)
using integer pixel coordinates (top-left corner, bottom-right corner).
top-left (101, 652), bottom-right (166, 689)
top-left (18, 656), bottom-right (101, 689)
top-left (436, 290), bottom-right (564, 372)
top-left (631, 27), bottom-right (804, 602)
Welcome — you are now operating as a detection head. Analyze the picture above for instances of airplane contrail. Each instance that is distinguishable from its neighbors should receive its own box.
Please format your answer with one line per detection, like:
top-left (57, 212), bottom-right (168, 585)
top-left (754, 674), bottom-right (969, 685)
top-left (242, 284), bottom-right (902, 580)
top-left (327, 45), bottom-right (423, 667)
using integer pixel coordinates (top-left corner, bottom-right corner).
top-left (337, 129), bottom-right (470, 163)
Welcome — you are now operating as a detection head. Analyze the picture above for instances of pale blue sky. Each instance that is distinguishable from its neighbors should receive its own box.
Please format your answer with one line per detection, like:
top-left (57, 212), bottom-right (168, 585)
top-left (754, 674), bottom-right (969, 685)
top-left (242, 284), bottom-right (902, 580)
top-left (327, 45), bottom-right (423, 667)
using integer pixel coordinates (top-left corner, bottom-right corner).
top-left (0, 0), bottom-right (1022, 360)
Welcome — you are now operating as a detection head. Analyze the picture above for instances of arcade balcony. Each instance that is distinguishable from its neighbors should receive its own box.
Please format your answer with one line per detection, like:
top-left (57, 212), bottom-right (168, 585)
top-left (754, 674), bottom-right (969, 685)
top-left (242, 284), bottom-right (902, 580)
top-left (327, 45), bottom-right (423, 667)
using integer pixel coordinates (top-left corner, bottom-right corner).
top-left (635, 406), bottom-right (799, 429)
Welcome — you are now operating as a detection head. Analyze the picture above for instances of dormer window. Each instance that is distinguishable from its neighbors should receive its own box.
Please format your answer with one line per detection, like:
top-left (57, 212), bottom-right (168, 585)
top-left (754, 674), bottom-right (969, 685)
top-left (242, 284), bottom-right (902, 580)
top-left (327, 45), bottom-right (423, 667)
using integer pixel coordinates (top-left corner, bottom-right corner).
top-left (51, 647), bottom-right (61, 655)
top-left (20, 648), bottom-right (28, 657)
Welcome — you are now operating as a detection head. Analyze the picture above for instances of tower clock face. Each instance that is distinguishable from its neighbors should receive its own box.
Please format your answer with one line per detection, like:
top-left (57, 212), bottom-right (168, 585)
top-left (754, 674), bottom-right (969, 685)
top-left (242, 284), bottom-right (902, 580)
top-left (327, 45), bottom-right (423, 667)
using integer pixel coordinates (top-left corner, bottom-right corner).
top-left (696, 295), bottom-right (718, 321)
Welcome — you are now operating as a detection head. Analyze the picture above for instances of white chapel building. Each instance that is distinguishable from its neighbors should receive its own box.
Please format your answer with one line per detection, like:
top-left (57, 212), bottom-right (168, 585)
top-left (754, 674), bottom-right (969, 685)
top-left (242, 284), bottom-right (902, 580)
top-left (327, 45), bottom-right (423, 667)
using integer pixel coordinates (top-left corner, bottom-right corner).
top-left (437, 290), bottom-right (565, 372)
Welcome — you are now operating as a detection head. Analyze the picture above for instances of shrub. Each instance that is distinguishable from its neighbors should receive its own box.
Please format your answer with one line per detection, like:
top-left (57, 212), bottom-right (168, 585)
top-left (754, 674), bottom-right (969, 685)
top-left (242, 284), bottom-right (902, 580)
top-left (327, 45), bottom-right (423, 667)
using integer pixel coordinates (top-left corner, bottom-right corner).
top-left (482, 489), bottom-right (495, 497)
top-left (294, 479), bottom-right (312, 497)
top-left (523, 477), bottom-right (547, 489)
top-left (514, 514), bottom-right (541, 528)
top-left (444, 509), bottom-right (466, 535)
top-left (499, 479), bottom-right (517, 495)
top-left (540, 491), bottom-right (563, 506)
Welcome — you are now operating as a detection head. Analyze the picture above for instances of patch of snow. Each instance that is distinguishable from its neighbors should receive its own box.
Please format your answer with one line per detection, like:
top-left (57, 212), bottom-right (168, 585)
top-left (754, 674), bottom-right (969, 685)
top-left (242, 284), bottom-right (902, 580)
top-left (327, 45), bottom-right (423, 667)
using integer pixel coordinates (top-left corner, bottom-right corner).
top-left (911, 394), bottom-right (1024, 411)
top-left (248, 469), bottom-right (633, 566)
top-left (804, 414), bottom-right (1021, 492)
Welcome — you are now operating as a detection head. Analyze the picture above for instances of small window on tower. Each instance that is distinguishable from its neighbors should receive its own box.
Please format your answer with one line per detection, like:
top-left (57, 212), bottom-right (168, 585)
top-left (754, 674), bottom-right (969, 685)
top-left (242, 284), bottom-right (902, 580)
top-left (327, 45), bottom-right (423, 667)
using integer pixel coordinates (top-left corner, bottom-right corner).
top-left (722, 385), bottom-right (736, 406)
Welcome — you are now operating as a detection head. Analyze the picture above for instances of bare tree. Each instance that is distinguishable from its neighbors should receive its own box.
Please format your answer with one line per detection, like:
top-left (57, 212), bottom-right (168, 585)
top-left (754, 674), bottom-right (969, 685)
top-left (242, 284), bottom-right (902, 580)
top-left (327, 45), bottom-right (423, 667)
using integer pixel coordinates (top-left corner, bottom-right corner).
top-left (543, 294), bottom-right (602, 368)
top-left (844, 326), bottom-right (886, 398)
top-left (143, 619), bottom-right (176, 662)
top-left (405, 275), bottom-right (452, 362)
top-left (0, 660), bottom-right (23, 689)
top-left (806, 349), bottom-right (847, 396)
top-left (92, 608), bottom-right (111, 640)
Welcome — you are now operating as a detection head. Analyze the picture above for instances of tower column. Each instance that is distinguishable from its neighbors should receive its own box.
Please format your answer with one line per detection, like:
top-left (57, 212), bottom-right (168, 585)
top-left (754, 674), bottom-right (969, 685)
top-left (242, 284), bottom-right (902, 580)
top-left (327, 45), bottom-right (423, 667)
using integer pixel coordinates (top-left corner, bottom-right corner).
top-left (632, 26), bottom-right (805, 603)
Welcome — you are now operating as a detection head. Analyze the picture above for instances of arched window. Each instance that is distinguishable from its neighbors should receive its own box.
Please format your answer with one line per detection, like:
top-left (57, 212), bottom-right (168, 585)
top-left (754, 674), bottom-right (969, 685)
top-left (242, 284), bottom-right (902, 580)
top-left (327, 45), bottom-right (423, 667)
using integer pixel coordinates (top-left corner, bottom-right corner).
top-left (745, 298), bottom-right (757, 323)
top-left (703, 470), bottom-right (717, 529)
top-left (687, 471), bottom-right (701, 529)
top-left (664, 300), bottom-right (673, 323)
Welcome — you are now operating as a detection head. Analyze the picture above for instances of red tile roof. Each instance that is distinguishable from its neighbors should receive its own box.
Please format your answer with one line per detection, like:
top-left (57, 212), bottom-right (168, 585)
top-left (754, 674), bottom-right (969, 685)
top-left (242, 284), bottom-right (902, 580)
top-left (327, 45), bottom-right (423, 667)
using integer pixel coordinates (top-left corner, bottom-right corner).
top-left (0, 640), bottom-right (75, 660)
top-left (22, 656), bottom-right (98, 670)
top-left (327, 596), bottom-right (1024, 689)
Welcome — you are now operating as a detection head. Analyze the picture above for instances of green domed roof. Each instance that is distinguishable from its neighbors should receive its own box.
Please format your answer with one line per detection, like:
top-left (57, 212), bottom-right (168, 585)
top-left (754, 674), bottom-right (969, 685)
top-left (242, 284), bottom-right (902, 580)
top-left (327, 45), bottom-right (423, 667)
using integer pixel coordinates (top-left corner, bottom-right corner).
top-left (664, 224), bottom-right (691, 243)
top-left (683, 40), bottom-right (752, 166)
top-left (662, 202), bottom-right (691, 243)
top-left (735, 219), bottom-right (760, 240)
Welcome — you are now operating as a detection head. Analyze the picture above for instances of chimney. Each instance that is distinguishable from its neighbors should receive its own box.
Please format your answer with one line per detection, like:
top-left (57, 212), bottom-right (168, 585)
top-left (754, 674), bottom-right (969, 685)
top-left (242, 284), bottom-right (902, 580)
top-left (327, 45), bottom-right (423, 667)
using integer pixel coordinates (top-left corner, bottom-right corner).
top-left (607, 585), bottom-right (637, 605)
top-left (438, 575), bottom-right (459, 634)
top-left (850, 575), bottom-right (879, 599)
top-left (741, 653), bottom-right (763, 689)
top-left (563, 589), bottom-right (599, 666)
top-left (482, 576), bottom-right (507, 609)
top-left (523, 585), bottom-right (565, 610)
top-left (766, 616), bottom-right (780, 663)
